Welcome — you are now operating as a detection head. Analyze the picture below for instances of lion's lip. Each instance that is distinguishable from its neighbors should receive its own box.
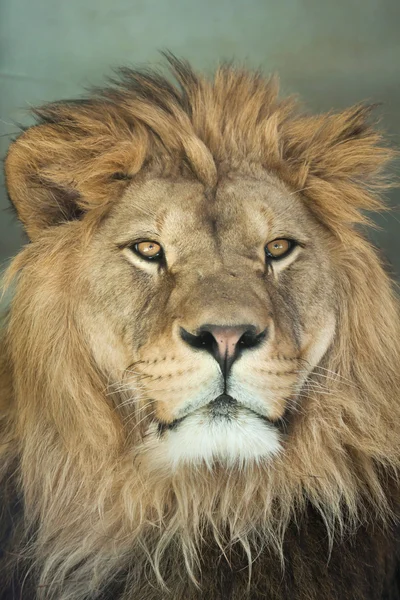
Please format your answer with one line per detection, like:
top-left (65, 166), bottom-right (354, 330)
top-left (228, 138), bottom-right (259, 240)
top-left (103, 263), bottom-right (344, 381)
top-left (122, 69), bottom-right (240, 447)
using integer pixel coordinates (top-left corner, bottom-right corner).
top-left (208, 393), bottom-right (238, 417)
top-left (157, 394), bottom-right (286, 434)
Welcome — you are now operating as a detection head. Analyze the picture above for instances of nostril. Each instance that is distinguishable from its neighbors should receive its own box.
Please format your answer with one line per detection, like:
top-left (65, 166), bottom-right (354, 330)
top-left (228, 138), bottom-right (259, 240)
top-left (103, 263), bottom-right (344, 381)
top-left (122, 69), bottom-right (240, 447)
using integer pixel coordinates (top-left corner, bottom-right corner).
top-left (196, 330), bottom-right (216, 352)
top-left (180, 328), bottom-right (215, 352)
top-left (238, 328), bottom-right (268, 349)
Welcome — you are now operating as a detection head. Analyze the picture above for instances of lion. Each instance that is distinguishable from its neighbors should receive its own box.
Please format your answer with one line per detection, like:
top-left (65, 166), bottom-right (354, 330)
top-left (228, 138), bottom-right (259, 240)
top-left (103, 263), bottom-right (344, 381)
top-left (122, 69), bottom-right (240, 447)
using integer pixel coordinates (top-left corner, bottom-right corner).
top-left (1, 55), bottom-right (400, 600)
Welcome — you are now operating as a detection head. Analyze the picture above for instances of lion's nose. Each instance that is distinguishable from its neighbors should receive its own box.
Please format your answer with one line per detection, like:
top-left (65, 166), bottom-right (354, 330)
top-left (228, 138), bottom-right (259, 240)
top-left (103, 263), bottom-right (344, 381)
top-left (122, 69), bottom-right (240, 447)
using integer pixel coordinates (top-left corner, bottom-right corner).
top-left (180, 324), bottom-right (268, 376)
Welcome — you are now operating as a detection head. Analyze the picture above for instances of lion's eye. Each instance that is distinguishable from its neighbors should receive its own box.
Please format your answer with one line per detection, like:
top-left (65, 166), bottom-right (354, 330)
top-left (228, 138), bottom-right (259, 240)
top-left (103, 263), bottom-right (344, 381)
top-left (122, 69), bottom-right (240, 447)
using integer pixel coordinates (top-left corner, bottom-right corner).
top-left (265, 239), bottom-right (295, 260)
top-left (132, 241), bottom-right (163, 261)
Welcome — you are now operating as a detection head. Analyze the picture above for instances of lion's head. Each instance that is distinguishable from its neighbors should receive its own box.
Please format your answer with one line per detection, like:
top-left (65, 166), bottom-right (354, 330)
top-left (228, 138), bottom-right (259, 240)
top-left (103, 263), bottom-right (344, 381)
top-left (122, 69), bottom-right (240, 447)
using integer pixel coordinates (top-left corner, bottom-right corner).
top-left (2, 57), bottom-right (400, 598)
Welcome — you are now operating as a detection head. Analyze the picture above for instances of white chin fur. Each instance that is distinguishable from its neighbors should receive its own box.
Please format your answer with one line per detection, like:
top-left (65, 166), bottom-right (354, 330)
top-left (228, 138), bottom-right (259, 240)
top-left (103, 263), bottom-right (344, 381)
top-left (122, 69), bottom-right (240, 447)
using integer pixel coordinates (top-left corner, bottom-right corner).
top-left (147, 410), bottom-right (281, 471)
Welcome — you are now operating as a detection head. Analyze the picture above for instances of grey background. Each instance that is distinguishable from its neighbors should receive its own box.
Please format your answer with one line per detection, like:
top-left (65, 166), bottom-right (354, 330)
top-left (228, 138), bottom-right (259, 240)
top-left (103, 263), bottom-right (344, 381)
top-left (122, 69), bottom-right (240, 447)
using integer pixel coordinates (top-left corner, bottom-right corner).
top-left (1, 0), bottom-right (399, 281)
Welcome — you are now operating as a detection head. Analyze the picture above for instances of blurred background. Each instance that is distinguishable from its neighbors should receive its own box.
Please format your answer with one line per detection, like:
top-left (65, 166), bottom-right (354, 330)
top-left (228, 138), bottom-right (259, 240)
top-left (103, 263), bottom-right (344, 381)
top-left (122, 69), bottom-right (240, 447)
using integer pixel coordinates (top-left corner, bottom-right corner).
top-left (1, 0), bottom-right (399, 293)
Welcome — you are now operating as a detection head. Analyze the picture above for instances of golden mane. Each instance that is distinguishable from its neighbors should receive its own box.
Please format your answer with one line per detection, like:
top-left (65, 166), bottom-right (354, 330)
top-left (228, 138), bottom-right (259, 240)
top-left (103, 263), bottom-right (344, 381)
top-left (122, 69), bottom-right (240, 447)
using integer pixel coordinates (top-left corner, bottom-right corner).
top-left (1, 56), bottom-right (400, 599)
top-left (5, 54), bottom-right (393, 238)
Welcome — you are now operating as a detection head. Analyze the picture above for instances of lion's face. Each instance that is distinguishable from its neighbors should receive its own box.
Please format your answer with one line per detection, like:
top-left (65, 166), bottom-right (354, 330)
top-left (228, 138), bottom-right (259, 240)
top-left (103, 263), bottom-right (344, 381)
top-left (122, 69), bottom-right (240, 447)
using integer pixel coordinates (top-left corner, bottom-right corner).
top-left (80, 172), bottom-right (336, 469)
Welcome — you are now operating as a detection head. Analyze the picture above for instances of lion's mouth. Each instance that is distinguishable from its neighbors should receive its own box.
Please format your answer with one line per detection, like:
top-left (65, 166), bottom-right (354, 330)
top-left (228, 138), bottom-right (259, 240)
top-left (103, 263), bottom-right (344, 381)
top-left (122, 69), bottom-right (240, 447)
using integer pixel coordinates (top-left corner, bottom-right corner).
top-left (157, 394), bottom-right (287, 435)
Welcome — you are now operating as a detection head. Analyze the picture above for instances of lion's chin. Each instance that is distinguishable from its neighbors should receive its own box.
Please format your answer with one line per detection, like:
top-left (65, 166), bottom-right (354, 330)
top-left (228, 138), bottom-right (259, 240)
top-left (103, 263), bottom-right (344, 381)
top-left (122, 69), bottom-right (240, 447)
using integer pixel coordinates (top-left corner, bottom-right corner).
top-left (146, 396), bottom-right (282, 471)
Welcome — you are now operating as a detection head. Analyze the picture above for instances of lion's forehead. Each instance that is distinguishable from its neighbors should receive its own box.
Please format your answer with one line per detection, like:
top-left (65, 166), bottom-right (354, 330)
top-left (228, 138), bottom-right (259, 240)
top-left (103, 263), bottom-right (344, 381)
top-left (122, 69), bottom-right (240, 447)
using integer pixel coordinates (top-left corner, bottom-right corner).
top-left (105, 175), bottom-right (316, 252)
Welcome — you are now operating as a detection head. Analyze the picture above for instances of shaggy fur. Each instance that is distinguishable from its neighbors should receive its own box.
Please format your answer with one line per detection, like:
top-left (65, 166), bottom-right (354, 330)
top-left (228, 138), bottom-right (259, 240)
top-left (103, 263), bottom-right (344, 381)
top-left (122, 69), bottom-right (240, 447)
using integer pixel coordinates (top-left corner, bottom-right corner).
top-left (1, 55), bottom-right (400, 599)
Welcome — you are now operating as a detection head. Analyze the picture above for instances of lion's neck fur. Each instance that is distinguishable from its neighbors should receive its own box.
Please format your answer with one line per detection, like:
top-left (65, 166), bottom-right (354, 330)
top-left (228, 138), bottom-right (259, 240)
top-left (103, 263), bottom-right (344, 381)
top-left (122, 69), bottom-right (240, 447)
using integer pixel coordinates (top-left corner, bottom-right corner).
top-left (1, 231), bottom-right (400, 599)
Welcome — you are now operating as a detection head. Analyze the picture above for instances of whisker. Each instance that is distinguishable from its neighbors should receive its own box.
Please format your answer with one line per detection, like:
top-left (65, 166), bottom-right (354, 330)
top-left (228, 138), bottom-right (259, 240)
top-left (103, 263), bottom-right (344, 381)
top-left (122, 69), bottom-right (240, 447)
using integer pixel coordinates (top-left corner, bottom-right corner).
top-left (298, 359), bottom-right (360, 389)
top-left (124, 409), bottom-right (157, 430)
top-left (119, 399), bottom-right (154, 414)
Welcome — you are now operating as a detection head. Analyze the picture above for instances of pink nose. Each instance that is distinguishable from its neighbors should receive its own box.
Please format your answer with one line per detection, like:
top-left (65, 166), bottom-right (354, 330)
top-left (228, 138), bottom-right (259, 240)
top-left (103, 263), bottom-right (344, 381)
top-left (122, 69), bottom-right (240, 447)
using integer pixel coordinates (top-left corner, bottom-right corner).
top-left (180, 324), bottom-right (268, 376)
top-left (207, 326), bottom-right (248, 361)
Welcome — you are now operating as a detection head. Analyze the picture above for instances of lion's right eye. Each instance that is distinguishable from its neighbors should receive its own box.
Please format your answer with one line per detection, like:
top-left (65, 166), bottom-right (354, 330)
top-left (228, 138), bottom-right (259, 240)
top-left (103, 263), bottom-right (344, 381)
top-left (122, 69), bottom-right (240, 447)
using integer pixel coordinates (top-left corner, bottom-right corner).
top-left (132, 241), bottom-right (164, 261)
top-left (265, 239), bottom-right (295, 261)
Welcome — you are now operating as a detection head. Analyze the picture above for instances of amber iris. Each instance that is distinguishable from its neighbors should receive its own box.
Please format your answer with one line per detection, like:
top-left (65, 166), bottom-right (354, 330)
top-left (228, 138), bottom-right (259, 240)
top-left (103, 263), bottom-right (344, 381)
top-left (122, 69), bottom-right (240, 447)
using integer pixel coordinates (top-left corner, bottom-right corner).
top-left (134, 241), bottom-right (163, 260)
top-left (265, 239), bottom-right (293, 259)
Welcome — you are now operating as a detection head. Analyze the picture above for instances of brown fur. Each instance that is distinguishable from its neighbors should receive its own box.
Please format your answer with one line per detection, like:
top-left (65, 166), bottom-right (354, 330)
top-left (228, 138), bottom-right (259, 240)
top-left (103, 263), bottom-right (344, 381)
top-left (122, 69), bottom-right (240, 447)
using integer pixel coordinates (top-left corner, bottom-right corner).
top-left (1, 56), bottom-right (400, 599)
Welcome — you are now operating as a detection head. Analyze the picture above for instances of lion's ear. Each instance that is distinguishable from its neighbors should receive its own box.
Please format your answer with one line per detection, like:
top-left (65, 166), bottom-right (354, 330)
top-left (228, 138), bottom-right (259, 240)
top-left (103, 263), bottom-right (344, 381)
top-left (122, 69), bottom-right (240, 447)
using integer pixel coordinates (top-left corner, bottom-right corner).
top-left (5, 122), bottom-right (94, 241)
top-left (282, 104), bottom-right (396, 225)
top-left (5, 103), bottom-right (145, 241)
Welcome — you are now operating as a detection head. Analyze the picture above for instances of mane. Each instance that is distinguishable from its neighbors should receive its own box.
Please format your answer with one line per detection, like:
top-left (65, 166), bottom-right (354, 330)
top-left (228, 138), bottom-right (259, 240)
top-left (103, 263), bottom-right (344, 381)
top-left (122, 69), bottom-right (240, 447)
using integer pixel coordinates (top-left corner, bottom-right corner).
top-left (1, 56), bottom-right (400, 599)
top-left (6, 53), bottom-right (394, 236)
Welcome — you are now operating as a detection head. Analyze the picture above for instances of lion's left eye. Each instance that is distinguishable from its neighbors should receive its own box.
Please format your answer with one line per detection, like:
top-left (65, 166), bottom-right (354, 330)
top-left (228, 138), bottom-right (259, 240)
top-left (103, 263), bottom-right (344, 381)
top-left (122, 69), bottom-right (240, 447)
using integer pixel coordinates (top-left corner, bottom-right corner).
top-left (132, 241), bottom-right (163, 261)
top-left (265, 239), bottom-right (295, 260)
